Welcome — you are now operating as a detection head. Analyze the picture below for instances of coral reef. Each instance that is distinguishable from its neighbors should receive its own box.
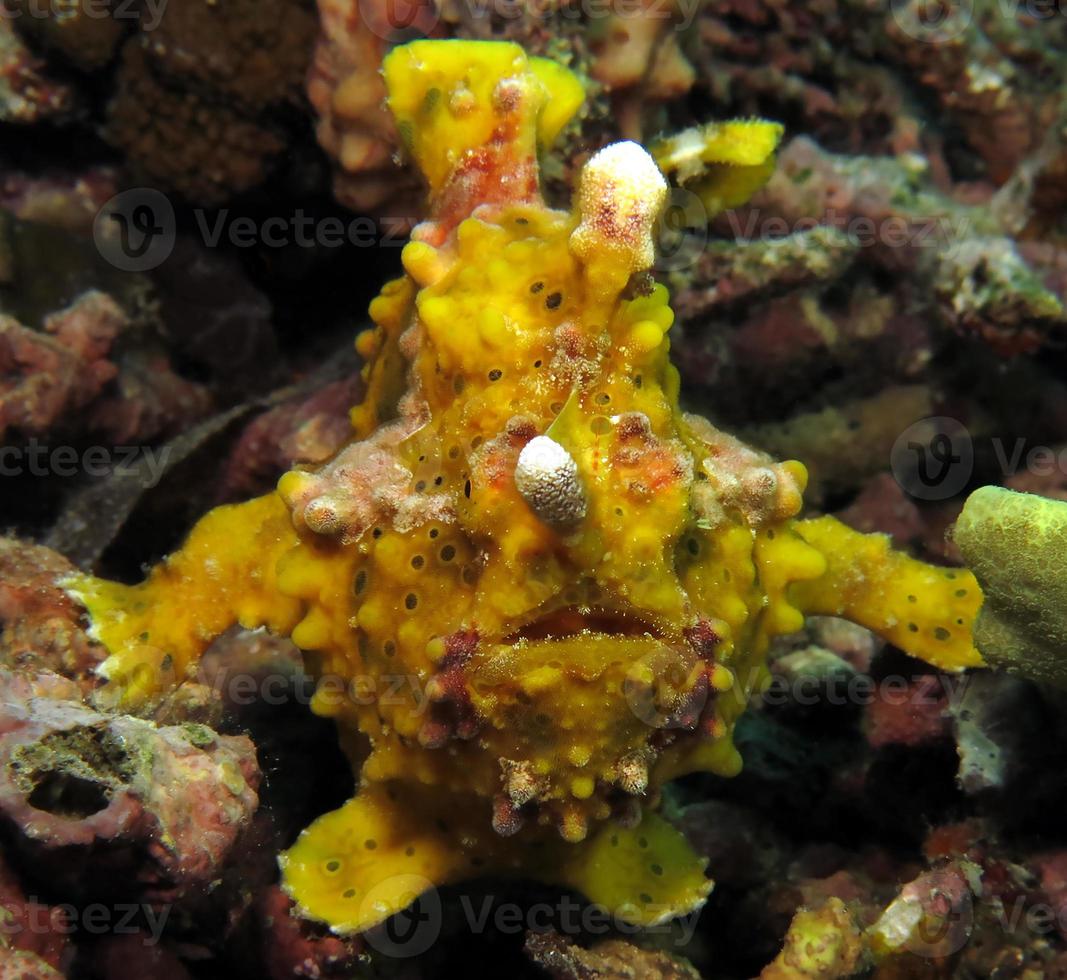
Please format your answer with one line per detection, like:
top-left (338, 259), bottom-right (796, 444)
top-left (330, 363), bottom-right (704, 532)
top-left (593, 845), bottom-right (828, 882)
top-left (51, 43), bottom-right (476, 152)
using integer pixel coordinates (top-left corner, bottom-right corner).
top-left (5, 0), bottom-right (126, 72)
top-left (683, 136), bottom-right (1066, 399)
top-left (5, 0), bottom-right (316, 204)
top-left (759, 897), bottom-right (865, 979)
top-left (955, 485), bottom-right (1067, 688)
top-left (526, 930), bottom-right (701, 979)
top-left (0, 537), bottom-right (104, 688)
top-left (104, 0), bottom-right (316, 205)
top-left (0, 851), bottom-right (70, 978)
top-left (0, 668), bottom-right (260, 903)
top-left (0, 17), bottom-right (76, 123)
top-left (251, 884), bottom-right (364, 980)
top-left (667, 658), bottom-right (1067, 976)
top-left (305, 0), bottom-right (702, 215)
top-left (306, 0), bottom-right (432, 215)
top-left (693, 0), bottom-right (1067, 208)
top-left (0, 288), bottom-right (209, 444)
top-left (59, 40), bottom-right (991, 944)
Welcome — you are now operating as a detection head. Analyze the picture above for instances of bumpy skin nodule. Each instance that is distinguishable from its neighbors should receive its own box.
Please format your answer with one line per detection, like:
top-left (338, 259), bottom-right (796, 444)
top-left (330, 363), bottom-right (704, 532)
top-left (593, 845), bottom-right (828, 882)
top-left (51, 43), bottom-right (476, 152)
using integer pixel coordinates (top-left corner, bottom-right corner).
top-left (66, 41), bottom-right (985, 936)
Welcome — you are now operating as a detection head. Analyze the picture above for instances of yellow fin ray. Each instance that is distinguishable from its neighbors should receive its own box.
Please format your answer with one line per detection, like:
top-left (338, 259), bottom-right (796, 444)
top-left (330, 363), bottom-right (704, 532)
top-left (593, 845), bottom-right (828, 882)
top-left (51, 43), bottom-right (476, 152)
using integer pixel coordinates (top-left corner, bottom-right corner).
top-left (790, 515), bottom-right (984, 672)
top-left (64, 493), bottom-right (304, 705)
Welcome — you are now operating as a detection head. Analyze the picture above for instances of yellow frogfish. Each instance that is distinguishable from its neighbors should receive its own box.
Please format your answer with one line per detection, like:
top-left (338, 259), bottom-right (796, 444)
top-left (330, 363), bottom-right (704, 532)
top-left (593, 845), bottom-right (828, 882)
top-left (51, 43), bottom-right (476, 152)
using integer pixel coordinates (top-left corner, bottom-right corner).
top-left (66, 40), bottom-right (985, 935)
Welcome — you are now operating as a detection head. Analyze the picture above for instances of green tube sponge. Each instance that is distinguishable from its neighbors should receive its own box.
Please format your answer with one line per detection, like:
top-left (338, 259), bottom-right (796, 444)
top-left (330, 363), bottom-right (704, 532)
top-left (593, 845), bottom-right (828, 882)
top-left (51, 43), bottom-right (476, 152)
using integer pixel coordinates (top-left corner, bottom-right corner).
top-left (954, 485), bottom-right (1067, 688)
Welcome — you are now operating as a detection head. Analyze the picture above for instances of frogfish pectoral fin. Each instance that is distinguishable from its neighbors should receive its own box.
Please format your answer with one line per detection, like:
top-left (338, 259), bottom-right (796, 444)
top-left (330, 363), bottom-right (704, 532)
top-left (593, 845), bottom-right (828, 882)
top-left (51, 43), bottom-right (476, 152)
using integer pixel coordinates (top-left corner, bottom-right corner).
top-left (63, 492), bottom-right (304, 707)
top-left (789, 515), bottom-right (984, 672)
